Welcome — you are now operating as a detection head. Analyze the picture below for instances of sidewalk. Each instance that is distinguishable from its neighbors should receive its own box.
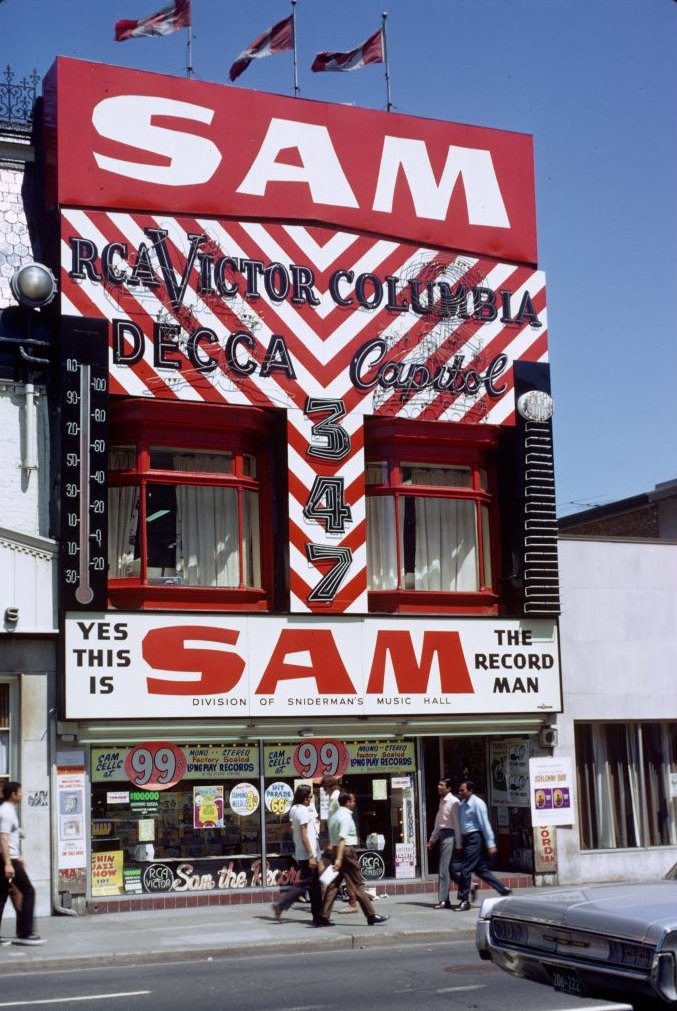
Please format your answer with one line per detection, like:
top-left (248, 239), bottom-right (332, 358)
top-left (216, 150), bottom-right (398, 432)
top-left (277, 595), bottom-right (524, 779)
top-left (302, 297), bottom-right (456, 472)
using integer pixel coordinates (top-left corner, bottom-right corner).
top-left (0, 888), bottom-right (523, 971)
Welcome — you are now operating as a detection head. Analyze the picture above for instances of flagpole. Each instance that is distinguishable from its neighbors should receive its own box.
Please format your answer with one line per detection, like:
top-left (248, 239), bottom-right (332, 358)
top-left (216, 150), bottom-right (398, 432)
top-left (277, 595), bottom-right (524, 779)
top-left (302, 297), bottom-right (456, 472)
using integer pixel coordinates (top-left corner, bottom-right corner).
top-left (291, 0), bottom-right (299, 97)
top-left (381, 11), bottom-right (392, 112)
top-left (186, 25), bottom-right (193, 78)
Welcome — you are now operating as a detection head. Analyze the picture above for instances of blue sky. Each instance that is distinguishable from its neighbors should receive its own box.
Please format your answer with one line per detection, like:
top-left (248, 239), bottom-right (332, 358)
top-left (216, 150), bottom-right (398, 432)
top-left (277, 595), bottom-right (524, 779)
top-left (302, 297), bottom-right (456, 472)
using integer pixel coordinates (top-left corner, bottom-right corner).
top-left (3, 0), bottom-right (676, 515)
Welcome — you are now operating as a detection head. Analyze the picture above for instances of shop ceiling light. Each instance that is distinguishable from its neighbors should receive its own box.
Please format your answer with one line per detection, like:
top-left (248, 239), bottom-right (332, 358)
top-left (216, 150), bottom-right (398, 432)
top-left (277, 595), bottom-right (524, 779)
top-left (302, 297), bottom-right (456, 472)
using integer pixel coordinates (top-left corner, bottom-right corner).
top-left (10, 262), bottom-right (58, 308)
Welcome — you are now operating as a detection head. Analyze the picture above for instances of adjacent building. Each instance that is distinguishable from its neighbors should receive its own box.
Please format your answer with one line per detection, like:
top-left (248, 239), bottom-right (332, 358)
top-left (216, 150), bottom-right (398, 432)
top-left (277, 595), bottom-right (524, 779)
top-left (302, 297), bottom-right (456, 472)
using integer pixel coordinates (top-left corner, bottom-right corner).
top-left (0, 68), bottom-right (54, 916)
top-left (557, 481), bottom-right (677, 884)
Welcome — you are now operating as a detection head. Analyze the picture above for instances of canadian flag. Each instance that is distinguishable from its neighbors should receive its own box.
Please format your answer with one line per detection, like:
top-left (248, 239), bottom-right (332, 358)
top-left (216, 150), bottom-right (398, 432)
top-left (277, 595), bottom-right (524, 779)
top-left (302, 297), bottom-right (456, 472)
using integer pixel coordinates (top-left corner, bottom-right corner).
top-left (115, 0), bottom-right (190, 41)
top-left (229, 14), bottom-right (295, 82)
top-left (311, 28), bottom-right (384, 73)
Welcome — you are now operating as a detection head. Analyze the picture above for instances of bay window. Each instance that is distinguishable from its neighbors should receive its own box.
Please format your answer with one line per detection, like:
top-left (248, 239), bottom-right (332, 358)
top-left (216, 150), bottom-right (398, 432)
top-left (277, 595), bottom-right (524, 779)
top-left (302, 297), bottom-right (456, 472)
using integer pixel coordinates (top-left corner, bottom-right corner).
top-left (107, 400), bottom-right (279, 611)
top-left (365, 419), bottom-right (498, 613)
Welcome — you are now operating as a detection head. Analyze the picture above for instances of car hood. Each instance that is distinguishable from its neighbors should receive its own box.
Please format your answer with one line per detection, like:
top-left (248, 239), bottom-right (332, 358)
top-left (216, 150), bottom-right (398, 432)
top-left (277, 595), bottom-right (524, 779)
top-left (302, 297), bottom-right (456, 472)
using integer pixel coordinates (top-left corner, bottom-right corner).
top-left (492, 882), bottom-right (677, 944)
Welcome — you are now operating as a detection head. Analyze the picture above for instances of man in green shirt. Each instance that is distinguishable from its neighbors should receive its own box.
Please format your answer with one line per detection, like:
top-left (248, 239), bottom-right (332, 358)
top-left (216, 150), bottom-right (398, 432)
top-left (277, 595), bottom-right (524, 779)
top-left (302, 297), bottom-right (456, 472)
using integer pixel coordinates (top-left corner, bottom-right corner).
top-left (318, 791), bottom-right (389, 927)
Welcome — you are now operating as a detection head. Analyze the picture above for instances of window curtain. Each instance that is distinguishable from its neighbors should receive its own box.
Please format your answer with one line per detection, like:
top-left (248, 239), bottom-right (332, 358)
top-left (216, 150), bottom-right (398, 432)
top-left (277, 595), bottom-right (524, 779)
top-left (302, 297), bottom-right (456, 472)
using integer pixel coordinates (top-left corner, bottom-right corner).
top-left (410, 497), bottom-right (478, 591)
top-left (366, 495), bottom-right (478, 591)
top-left (643, 722), bottom-right (677, 846)
top-left (577, 722), bottom-right (652, 850)
top-left (242, 489), bottom-right (262, 588)
top-left (590, 725), bottom-right (616, 848)
top-left (589, 725), bottom-right (642, 849)
top-left (108, 448), bottom-right (139, 578)
top-left (366, 496), bottom-right (398, 590)
top-left (174, 454), bottom-right (239, 587)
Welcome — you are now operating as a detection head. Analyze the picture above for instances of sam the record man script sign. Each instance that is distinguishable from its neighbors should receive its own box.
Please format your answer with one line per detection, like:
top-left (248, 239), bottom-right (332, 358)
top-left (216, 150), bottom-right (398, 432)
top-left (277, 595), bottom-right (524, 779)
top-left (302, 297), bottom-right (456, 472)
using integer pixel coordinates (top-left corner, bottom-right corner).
top-left (46, 57), bottom-right (547, 616)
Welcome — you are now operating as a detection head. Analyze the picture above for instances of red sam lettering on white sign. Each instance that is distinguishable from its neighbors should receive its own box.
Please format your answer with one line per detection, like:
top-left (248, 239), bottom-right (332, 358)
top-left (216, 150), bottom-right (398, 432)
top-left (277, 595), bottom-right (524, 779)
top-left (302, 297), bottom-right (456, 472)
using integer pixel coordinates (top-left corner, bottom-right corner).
top-left (44, 58), bottom-right (537, 264)
top-left (64, 613), bottom-right (561, 720)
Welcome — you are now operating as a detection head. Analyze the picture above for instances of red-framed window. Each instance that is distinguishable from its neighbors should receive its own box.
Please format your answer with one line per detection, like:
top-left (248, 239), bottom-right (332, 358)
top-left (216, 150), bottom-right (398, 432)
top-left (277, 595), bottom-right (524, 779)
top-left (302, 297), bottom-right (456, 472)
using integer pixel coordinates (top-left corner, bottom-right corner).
top-left (365, 418), bottom-right (499, 614)
top-left (107, 399), bottom-right (280, 611)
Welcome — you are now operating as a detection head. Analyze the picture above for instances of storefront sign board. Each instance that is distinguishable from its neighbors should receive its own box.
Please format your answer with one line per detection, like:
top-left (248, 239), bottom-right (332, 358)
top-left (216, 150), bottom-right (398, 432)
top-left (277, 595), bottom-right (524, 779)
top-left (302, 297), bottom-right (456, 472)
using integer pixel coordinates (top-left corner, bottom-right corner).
top-left (66, 612), bottom-right (561, 718)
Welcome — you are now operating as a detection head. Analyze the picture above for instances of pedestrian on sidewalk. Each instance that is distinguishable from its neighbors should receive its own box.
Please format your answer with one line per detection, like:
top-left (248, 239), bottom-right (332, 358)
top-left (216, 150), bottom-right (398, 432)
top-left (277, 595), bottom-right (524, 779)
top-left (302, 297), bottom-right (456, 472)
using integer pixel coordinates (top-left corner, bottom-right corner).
top-left (321, 775), bottom-right (358, 914)
top-left (451, 780), bottom-right (511, 912)
top-left (427, 777), bottom-right (460, 908)
top-left (272, 784), bottom-right (323, 926)
top-left (0, 781), bottom-right (45, 945)
top-left (319, 792), bottom-right (389, 928)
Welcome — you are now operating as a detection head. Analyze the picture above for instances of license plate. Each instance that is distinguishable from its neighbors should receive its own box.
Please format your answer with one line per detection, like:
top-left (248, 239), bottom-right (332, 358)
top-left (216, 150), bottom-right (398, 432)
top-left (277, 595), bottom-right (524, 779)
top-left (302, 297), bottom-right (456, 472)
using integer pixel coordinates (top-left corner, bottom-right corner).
top-left (547, 967), bottom-right (585, 997)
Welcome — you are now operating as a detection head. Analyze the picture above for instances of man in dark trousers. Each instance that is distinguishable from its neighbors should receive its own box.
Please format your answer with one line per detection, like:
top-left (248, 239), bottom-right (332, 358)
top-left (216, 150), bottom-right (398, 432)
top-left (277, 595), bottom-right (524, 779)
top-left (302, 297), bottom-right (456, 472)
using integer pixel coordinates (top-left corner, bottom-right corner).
top-left (0, 781), bottom-right (45, 944)
top-left (452, 779), bottom-right (511, 911)
top-left (319, 791), bottom-right (389, 927)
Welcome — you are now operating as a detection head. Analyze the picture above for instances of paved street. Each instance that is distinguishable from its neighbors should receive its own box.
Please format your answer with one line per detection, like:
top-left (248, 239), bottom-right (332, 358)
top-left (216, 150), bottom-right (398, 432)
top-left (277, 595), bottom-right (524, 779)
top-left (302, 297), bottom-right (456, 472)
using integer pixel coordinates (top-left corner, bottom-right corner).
top-left (0, 940), bottom-right (634, 1011)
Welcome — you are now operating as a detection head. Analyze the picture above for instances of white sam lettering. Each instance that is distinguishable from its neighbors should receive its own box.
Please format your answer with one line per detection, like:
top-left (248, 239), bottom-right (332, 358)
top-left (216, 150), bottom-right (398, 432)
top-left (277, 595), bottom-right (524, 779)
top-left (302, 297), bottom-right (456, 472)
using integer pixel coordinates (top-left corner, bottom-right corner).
top-left (90, 97), bottom-right (510, 228)
top-left (92, 95), bottom-right (221, 186)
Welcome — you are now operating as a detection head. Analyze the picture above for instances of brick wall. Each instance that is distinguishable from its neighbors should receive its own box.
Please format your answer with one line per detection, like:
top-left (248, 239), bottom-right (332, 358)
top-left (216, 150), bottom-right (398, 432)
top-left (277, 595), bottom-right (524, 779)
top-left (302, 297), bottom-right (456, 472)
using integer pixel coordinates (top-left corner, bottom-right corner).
top-left (560, 503), bottom-right (660, 539)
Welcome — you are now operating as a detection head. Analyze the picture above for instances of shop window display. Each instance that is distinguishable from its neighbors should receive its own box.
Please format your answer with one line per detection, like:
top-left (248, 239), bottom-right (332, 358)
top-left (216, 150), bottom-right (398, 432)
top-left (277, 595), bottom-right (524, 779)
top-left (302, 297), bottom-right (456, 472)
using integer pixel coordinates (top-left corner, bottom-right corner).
top-left (88, 739), bottom-right (420, 898)
top-left (262, 740), bottom-right (420, 882)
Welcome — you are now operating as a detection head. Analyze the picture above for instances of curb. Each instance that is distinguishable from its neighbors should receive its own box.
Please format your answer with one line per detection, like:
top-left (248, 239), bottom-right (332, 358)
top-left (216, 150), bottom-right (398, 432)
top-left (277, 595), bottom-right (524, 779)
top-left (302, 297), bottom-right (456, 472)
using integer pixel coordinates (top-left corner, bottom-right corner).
top-left (1, 927), bottom-right (478, 973)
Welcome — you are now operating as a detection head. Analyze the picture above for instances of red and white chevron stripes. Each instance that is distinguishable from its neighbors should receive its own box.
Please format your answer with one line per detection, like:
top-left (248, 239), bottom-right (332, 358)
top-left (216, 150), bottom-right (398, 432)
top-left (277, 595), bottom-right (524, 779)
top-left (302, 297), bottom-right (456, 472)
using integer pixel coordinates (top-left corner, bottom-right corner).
top-left (60, 211), bottom-right (548, 612)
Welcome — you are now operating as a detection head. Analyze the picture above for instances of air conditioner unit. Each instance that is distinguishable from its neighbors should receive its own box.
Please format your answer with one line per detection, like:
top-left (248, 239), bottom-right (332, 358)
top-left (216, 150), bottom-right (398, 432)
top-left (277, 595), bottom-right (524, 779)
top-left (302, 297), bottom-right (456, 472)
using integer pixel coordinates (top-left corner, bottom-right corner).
top-left (539, 726), bottom-right (558, 749)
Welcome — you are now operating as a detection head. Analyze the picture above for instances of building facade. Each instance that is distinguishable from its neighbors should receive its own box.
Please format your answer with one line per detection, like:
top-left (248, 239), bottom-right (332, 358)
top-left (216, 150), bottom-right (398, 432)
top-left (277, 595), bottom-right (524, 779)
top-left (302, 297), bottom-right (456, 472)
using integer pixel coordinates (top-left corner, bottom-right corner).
top-left (556, 483), bottom-right (677, 885)
top-left (5, 57), bottom-right (561, 911)
top-left (0, 70), bottom-right (55, 918)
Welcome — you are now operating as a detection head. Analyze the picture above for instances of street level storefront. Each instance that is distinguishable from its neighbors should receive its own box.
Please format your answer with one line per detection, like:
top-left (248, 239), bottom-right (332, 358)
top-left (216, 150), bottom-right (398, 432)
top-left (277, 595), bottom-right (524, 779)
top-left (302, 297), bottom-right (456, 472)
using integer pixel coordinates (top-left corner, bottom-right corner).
top-left (57, 612), bottom-right (561, 906)
top-left (88, 739), bottom-right (419, 897)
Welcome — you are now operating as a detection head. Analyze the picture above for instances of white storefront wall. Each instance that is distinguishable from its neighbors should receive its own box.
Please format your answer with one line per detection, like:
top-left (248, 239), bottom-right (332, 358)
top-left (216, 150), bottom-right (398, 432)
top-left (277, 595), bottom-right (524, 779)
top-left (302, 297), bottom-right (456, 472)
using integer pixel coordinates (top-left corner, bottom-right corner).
top-left (557, 536), bottom-right (677, 884)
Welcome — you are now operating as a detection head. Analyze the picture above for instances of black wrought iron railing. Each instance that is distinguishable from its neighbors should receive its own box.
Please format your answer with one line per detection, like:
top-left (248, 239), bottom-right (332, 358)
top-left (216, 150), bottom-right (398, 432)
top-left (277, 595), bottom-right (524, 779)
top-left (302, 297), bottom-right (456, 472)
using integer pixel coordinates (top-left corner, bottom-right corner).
top-left (0, 66), bottom-right (40, 128)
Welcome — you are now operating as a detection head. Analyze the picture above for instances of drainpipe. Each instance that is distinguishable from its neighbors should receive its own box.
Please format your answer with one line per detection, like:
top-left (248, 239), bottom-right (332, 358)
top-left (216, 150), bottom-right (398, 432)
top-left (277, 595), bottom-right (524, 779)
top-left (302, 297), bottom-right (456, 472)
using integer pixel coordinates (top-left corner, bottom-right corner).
top-left (21, 382), bottom-right (38, 473)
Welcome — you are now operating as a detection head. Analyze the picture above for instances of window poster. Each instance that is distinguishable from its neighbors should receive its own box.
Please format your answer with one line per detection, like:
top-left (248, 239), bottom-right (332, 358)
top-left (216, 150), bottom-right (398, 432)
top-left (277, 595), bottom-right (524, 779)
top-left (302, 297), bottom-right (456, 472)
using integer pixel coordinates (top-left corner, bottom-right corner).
top-left (194, 785), bottom-right (224, 829)
top-left (529, 757), bottom-right (575, 827)
top-left (491, 739), bottom-right (530, 808)
top-left (489, 742), bottom-right (509, 806)
top-left (57, 767), bottom-right (86, 871)
top-left (91, 850), bottom-right (124, 896)
top-left (395, 843), bottom-right (416, 879)
top-left (372, 779), bottom-right (388, 801)
top-left (229, 783), bottom-right (260, 817)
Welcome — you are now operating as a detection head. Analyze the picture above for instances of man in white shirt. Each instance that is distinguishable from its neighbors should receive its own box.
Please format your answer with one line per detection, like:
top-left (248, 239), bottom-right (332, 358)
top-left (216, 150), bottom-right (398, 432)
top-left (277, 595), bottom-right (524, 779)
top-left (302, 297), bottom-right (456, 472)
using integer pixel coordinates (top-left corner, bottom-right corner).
top-left (427, 777), bottom-right (461, 909)
top-left (272, 784), bottom-right (323, 925)
top-left (0, 781), bottom-right (44, 944)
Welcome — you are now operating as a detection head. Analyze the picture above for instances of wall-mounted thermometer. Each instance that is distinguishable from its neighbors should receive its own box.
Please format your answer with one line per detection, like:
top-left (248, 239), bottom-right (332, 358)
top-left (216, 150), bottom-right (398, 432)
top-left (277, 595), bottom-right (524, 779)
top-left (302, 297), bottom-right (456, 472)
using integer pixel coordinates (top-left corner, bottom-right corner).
top-left (60, 317), bottom-right (109, 612)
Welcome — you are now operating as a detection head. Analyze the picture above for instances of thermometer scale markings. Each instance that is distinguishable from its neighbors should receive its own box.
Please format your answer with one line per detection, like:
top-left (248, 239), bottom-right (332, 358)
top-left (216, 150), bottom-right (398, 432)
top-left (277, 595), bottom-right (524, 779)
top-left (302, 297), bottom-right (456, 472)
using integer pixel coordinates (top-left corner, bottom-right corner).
top-left (74, 363), bottom-right (93, 605)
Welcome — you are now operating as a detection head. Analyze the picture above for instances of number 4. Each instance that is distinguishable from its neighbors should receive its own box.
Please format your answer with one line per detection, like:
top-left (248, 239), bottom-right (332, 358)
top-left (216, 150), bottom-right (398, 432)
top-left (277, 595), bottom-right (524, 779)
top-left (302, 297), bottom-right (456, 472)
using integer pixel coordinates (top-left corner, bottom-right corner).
top-left (303, 476), bottom-right (352, 534)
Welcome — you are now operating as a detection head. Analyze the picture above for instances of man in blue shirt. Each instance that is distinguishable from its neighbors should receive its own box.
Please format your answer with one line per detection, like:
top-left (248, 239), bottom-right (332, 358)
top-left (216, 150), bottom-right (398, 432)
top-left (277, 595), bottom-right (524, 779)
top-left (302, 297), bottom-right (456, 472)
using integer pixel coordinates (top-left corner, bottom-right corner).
top-left (452, 779), bottom-right (511, 912)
